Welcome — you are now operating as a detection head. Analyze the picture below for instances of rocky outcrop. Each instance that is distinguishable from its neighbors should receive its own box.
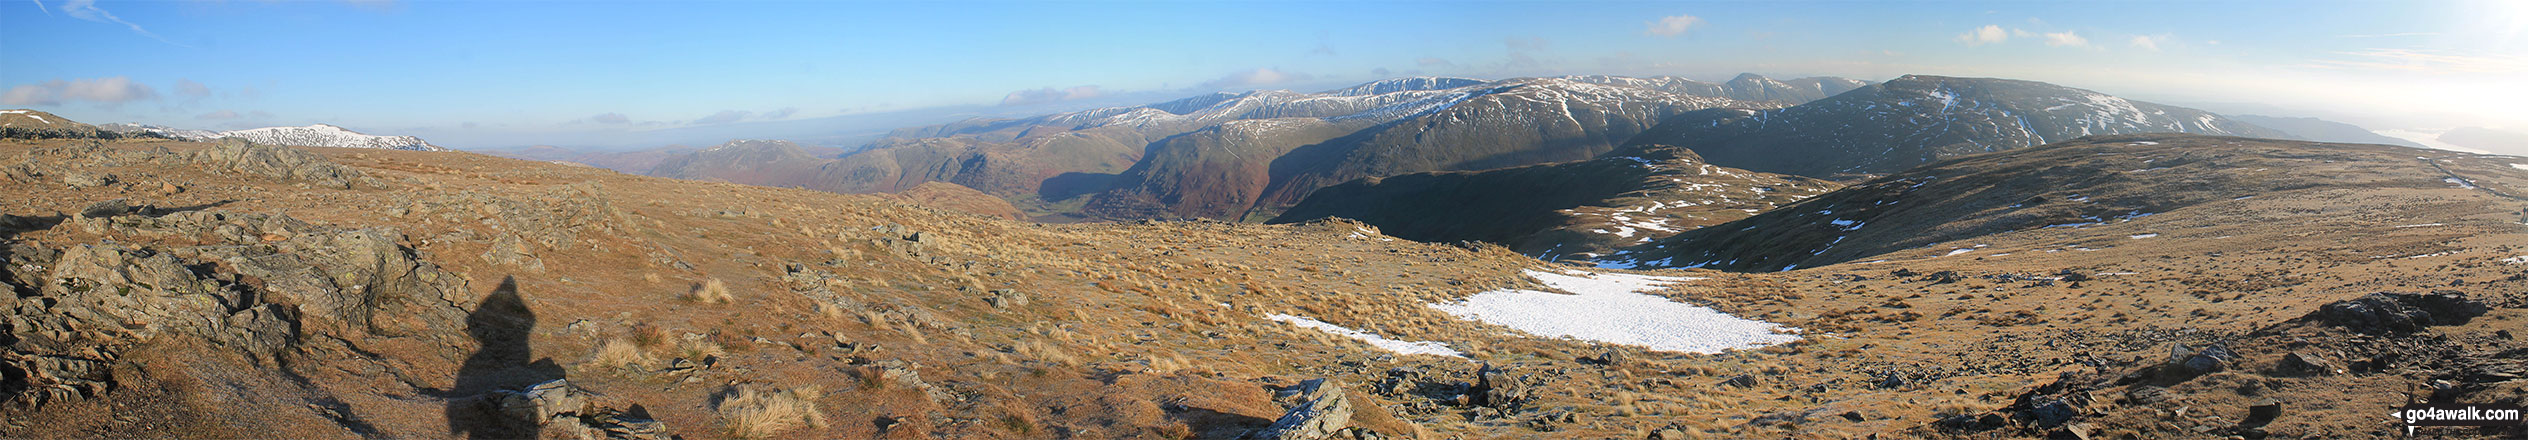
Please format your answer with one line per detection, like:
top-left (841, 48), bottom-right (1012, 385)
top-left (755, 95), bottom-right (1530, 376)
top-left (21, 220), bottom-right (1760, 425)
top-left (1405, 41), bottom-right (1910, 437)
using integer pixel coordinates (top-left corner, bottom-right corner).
top-left (1255, 379), bottom-right (1355, 440)
top-left (180, 138), bottom-right (379, 189)
top-left (2301, 292), bottom-right (2488, 334)
top-left (469, 379), bottom-right (672, 440)
top-left (1, 207), bottom-right (469, 411)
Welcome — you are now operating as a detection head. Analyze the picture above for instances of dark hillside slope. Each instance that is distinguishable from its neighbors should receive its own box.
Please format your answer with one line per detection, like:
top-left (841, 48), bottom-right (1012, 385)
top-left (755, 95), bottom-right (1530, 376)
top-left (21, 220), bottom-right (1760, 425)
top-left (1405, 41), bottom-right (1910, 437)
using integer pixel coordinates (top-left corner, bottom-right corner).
top-left (1624, 75), bottom-right (2288, 177)
top-left (1610, 134), bottom-right (2520, 271)
top-left (1270, 144), bottom-right (1837, 257)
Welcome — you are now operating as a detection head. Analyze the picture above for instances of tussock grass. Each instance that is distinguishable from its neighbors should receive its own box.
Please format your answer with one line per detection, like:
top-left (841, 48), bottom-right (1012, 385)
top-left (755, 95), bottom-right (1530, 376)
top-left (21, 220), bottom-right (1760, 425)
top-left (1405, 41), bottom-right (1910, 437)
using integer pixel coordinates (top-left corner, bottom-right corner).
top-left (716, 385), bottom-right (827, 439)
top-left (589, 338), bottom-right (652, 369)
top-left (687, 278), bottom-right (734, 304)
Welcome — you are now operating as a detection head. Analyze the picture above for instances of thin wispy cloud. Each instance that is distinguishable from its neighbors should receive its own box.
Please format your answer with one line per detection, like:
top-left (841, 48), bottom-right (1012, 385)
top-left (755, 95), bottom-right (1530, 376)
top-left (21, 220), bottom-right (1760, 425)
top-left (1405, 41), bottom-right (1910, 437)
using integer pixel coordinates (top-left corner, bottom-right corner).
top-left (1001, 86), bottom-right (1104, 106)
top-left (761, 107), bottom-right (797, 120)
top-left (174, 78), bottom-right (211, 102)
top-left (196, 109), bottom-right (240, 120)
top-left (1956, 25), bottom-right (2010, 46)
top-left (61, 0), bottom-right (188, 48)
top-left (2309, 49), bottom-right (2528, 74)
top-left (693, 110), bottom-right (751, 125)
top-left (1645, 13), bottom-right (1704, 37)
top-left (1200, 68), bottom-right (1312, 90)
top-left (28, 0), bottom-right (47, 16)
top-left (2128, 35), bottom-right (2170, 51)
top-left (2, 76), bottom-right (161, 106)
top-left (589, 112), bottom-right (630, 124)
top-left (2043, 31), bottom-right (2089, 47)
top-left (2339, 32), bottom-right (2440, 38)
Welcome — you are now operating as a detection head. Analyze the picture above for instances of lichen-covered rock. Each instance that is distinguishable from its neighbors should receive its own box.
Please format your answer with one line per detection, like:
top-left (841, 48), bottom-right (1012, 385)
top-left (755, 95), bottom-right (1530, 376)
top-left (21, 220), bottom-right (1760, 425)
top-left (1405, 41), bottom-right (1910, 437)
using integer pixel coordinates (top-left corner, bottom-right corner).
top-left (1, 209), bottom-right (472, 410)
top-left (176, 139), bottom-right (377, 189)
top-left (1255, 379), bottom-right (1354, 440)
top-left (2305, 292), bottom-right (2488, 334)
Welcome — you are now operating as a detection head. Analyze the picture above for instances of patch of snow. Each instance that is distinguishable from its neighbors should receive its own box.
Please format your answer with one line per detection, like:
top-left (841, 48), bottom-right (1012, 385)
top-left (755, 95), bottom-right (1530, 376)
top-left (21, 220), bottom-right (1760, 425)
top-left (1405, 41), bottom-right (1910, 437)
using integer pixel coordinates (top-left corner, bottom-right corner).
top-left (1268, 314), bottom-right (1464, 358)
top-left (1430, 270), bottom-right (1798, 354)
top-left (2513, 163), bottom-right (2528, 171)
top-left (2129, 233), bottom-right (2160, 239)
top-left (1944, 248), bottom-right (1976, 256)
top-left (2504, 255), bottom-right (2528, 265)
top-left (2446, 177), bottom-right (2478, 189)
top-left (2393, 223), bottom-right (2446, 228)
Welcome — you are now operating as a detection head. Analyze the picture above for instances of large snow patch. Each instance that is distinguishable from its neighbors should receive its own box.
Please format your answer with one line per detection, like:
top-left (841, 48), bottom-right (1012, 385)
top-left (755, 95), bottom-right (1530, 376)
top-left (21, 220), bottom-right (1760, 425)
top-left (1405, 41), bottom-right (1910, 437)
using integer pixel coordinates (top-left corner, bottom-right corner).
top-left (1268, 314), bottom-right (1465, 358)
top-left (1430, 270), bottom-right (1799, 354)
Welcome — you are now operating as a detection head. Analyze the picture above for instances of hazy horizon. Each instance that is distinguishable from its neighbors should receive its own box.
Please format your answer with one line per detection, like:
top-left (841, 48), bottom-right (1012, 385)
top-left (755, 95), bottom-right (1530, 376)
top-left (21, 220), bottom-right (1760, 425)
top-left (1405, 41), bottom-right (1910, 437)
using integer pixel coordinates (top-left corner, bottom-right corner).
top-left (5, 0), bottom-right (2522, 150)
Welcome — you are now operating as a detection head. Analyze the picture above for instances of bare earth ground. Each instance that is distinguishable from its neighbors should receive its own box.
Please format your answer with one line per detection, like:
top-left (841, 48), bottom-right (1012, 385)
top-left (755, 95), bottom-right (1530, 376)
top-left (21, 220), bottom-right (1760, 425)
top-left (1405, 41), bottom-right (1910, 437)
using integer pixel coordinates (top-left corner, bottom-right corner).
top-left (0, 135), bottom-right (2522, 439)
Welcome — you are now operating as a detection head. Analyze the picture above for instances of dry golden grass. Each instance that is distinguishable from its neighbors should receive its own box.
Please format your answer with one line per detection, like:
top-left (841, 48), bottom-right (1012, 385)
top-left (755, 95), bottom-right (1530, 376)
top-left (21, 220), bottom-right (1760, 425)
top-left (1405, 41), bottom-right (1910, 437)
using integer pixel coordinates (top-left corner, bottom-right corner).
top-left (715, 384), bottom-right (827, 439)
top-left (687, 278), bottom-right (734, 304)
top-left (589, 338), bottom-right (652, 370)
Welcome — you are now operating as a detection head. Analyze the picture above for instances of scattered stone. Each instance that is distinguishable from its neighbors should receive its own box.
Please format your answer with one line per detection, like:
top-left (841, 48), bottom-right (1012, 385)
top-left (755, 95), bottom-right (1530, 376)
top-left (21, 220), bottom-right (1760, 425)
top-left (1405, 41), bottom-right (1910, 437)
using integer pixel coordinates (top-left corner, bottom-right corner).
top-left (2161, 343), bottom-right (2235, 380)
top-left (1471, 364), bottom-right (1531, 410)
top-left (1720, 375), bottom-right (1758, 388)
top-left (2126, 386), bottom-right (2172, 405)
top-left (983, 289), bottom-right (1028, 309)
top-left (2274, 352), bottom-right (2342, 377)
top-left (58, 171), bottom-right (114, 189)
top-left (2242, 398), bottom-right (2281, 427)
top-left (76, 198), bottom-right (134, 218)
top-left (2027, 396), bottom-right (2081, 427)
top-left (2050, 422), bottom-right (2099, 440)
top-left (1254, 379), bottom-right (1354, 440)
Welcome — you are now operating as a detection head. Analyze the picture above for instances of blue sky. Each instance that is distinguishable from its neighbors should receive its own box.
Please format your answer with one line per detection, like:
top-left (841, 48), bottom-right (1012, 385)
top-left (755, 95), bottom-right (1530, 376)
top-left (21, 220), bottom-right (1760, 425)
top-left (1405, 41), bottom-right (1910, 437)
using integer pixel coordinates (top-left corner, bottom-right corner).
top-left (4, 0), bottom-right (2522, 149)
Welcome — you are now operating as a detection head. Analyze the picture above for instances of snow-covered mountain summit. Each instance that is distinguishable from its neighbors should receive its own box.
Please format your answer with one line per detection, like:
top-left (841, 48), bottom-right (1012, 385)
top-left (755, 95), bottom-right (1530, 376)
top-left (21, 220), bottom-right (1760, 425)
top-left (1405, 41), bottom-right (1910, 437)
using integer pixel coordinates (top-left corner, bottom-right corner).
top-left (215, 124), bottom-right (447, 151)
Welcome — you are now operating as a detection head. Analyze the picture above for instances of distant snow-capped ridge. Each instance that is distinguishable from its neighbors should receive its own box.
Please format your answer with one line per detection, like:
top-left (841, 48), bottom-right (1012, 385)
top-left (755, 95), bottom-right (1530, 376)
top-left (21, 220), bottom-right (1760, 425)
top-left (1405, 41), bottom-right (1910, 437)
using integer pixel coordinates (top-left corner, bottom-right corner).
top-left (98, 123), bottom-right (221, 141)
top-left (215, 124), bottom-right (447, 151)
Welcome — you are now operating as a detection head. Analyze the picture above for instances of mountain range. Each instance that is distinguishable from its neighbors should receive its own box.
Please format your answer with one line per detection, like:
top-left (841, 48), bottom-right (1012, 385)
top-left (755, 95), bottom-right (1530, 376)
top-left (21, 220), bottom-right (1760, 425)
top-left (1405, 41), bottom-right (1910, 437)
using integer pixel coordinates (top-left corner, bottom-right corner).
top-left (1622, 75), bottom-right (2289, 178)
top-left (7, 108), bottom-right (2525, 439)
top-left (85, 120), bottom-right (451, 152)
top-left (635, 74), bottom-right (1859, 220)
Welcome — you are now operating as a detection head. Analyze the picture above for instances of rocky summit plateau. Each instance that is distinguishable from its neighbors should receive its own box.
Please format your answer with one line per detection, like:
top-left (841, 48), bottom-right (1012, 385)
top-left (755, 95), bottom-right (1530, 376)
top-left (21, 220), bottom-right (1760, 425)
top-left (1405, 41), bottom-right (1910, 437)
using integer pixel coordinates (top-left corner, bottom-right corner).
top-left (5, 72), bottom-right (2526, 440)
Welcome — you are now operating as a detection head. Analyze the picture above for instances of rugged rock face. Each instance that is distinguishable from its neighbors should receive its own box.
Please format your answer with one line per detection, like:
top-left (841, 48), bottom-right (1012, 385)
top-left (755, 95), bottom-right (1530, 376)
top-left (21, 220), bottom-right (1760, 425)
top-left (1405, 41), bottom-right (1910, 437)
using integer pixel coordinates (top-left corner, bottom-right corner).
top-left (1255, 379), bottom-right (1354, 440)
top-left (1270, 144), bottom-right (1838, 257)
top-left (1623, 75), bottom-right (2289, 178)
top-left (0, 208), bottom-right (469, 412)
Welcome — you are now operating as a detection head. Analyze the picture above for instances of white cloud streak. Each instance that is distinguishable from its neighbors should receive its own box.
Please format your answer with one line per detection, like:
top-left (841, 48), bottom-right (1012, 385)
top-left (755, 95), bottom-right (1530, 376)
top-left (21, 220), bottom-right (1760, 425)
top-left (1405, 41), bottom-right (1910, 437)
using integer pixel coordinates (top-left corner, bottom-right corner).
top-left (1645, 14), bottom-right (1704, 37)
top-left (2043, 31), bottom-right (2089, 47)
top-left (1956, 25), bottom-right (2009, 46)
top-left (2, 76), bottom-right (161, 106)
top-left (61, 0), bottom-right (188, 48)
